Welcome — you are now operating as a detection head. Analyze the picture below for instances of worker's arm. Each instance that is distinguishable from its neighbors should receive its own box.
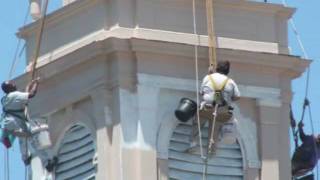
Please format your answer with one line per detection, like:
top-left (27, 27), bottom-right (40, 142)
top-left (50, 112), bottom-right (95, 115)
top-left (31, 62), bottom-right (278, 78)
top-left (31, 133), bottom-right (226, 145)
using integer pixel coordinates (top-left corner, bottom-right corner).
top-left (200, 75), bottom-right (209, 95)
top-left (298, 122), bottom-right (307, 142)
top-left (26, 78), bottom-right (39, 99)
top-left (231, 79), bottom-right (240, 101)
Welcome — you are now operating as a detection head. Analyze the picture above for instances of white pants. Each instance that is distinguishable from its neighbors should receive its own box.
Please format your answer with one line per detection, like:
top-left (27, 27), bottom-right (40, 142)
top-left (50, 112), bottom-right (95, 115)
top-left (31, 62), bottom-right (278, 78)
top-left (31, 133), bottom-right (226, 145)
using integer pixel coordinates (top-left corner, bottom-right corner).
top-left (219, 118), bottom-right (238, 144)
top-left (13, 119), bottom-right (51, 169)
top-left (19, 136), bottom-right (52, 168)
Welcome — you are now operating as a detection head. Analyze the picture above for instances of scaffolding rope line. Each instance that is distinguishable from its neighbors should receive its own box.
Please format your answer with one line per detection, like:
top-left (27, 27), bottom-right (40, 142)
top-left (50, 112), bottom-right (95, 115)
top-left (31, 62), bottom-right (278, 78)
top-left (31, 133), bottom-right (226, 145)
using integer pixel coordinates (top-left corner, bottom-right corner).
top-left (191, 1), bottom-right (209, 180)
top-left (281, 0), bottom-right (311, 99)
top-left (206, 0), bottom-right (217, 70)
top-left (282, 0), bottom-right (318, 179)
top-left (4, 149), bottom-right (10, 180)
top-left (8, 4), bottom-right (30, 80)
top-left (25, 137), bottom-right (29, 180)
top-left (192, 1), bottom-right (220, 180)
top-left (192, 0), bottom-right (205, 160)
top-left (4, 0), bottom-right (50, 179)
top-left (29, 0), bottom-right (50, 81)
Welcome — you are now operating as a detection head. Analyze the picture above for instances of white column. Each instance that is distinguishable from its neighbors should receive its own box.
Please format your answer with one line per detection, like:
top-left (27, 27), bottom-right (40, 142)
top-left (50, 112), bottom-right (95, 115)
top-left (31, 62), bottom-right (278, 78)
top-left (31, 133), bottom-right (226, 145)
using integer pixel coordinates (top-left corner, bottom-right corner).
top-left (90, 86), bottom-right (114, 179)
top-left (257, 99), bottom-right (282, 180)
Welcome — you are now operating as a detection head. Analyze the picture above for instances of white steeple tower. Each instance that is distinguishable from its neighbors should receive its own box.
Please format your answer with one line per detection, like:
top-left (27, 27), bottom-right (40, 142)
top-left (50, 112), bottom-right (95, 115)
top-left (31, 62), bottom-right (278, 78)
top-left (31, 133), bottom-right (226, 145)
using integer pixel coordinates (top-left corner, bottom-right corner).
top-left (16, 0), bottom-right (308, 179)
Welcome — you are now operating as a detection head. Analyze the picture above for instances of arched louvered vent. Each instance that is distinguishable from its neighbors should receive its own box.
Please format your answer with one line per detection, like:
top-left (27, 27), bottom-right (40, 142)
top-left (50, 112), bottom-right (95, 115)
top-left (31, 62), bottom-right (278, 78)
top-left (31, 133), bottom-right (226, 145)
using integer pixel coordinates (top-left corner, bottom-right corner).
top-left (168, 123), bottom-right (243, 180)
top-left (55, 125), bottom-right (96, 180)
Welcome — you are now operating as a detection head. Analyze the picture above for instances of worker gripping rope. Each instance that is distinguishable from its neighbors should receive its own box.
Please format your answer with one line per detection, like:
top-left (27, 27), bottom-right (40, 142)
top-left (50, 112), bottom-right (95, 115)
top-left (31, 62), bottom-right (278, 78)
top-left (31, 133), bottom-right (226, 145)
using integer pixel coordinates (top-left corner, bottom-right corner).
top-left (199, 61), bottom-right (240, 152)
top-left (0, 79), bottom-right (57, 174)
top-left (292, 121), bottom-right (320, 178)
top-left (179, 61), bottom-right (241, 154)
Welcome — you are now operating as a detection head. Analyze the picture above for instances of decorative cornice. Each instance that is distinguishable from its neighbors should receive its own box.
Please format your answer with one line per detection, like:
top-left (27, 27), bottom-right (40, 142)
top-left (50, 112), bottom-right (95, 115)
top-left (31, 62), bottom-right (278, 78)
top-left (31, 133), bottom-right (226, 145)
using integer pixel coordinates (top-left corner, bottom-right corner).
top-left (214, 0), bottom-right (295, 18)
top-left (17, 0), bottom-right (295, 39)
top-left (14, 38), bottom-right (309, 88)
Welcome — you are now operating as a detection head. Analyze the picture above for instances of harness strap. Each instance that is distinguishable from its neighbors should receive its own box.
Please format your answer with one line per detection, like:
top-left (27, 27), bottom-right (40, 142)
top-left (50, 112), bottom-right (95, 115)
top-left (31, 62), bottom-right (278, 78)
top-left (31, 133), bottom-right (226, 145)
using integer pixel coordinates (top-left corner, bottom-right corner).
top-left (208, 75), bottom-right (229, 91)
top-left (3, 110), bottom-right (28, 122)
top-left (3, 108), bottom-right (24, 113)
top-left (1, 96), bottom-right (28, 122)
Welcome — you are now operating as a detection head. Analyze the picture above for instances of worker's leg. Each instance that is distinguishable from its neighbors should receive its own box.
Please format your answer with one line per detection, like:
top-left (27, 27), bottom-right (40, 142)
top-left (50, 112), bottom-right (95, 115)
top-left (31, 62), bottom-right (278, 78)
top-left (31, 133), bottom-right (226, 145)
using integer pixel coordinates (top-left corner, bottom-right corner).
top-left (219, 117), bottom-right (237, 144)
top-left (28, 119), bottom-right (56, 173)
top-left (28, 136), bottom-right (57, 173)
top-left (19, 137), bottom-right (32, 165)
top-left (201, 92), bottom-right (214, 110)
top-left (28, 118), bottom-right (49, 134)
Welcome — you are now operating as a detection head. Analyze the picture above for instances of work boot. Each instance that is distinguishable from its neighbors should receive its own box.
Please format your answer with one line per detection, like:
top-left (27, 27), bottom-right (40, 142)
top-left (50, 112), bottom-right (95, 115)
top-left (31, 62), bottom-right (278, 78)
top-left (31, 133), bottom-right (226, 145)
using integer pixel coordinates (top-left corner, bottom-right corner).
top-left (45, 156), bottom-right (58, 172)
top-left (23, 155), bottom-right (33, 166)
top-left (184, 141), bottom-right (198, 153)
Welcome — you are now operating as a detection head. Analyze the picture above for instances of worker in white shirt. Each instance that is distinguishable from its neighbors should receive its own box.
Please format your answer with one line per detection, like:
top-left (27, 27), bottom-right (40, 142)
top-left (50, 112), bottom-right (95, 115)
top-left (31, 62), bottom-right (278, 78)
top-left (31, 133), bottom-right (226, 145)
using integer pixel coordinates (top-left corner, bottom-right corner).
top-left (200, 61), bottom-right (240, 145)
top-left (187, 61), bottom-right (241, 153)
top-left (1, 80), bottom-right (57, 172)
top-left (200, 61), bottom-right (240, 110)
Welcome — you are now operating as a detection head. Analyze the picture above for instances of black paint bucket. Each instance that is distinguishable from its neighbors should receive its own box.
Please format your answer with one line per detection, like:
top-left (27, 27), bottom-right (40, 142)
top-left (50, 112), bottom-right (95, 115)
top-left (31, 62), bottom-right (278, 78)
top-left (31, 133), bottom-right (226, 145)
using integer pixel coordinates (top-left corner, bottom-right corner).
top-left (175, 98), bottom-right (197, 122)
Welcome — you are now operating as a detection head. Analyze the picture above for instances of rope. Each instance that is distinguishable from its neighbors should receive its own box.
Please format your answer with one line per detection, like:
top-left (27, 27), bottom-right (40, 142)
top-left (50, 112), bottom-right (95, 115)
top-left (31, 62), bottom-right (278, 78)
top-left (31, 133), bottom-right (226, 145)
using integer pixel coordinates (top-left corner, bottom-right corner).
top-left (6, 150), bottom-right (9, 180)
top-left (4, 149), bottom-right (10, 180)
top-left (25, 137), bottom-right (29, 180)
top-left (192, 1), bottom-right (206, 180)
top-left (6, 1), bottom-right (49, 179)
top-left (307, 104), bottom-right (319, 180)
top-left (281, 0), bottom-right (311, 98)
top-left (29, 0), bottom-right (49, 81)
top-left (2, 4), bottom-right (31, 180)
top-left (208, 104), bottom-right (219, 155)
top-left (8, 4), bottom-right (31, 80)
top-left (282, 0), bottom-right (318, 178)
top-left (192, 0), bottom-right (204, 159)
top-left (205, 0), bottom-right (217, 70)
top-left (3, 149), bottom-right (7, 180)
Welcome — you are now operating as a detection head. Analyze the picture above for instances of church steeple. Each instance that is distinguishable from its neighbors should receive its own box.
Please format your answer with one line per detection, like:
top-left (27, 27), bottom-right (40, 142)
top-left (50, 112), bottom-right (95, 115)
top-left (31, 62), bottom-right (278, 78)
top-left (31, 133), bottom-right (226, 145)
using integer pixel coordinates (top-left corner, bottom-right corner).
top-left (15, 0), bottom-right (309, 179)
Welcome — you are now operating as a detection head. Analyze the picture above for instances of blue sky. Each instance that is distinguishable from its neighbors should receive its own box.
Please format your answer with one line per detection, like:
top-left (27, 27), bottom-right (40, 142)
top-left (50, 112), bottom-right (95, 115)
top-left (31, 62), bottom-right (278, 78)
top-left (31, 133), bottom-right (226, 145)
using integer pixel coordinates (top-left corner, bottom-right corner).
top-left (0, 1), bottom-right (61, 179)
top-left (0, 0), bottom-right (319, 179)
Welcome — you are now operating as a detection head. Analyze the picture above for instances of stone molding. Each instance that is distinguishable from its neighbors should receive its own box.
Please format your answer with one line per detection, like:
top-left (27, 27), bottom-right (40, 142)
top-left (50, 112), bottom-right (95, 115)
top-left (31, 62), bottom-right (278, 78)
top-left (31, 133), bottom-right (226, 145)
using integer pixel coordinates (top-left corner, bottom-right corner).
top-left (17, 38), bottom-right (308, 87)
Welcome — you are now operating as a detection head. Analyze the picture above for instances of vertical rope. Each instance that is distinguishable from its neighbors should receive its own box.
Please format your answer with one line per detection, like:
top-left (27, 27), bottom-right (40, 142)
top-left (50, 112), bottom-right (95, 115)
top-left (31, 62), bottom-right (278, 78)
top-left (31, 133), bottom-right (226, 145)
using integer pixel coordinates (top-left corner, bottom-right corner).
top-left (29, 0), bottom-right (49, 81)
top-left (25, 137), bottom-right (29, 180)
top-left (7, 150), bottom-right (9, 180)
top-left (192, 0), bottom-right (204, 159)
top-left (281, 0), bottom-right (317, 179)
top-left (3, 149), bottom-right (10, 180)
top-left (192, 1), bottom-right (207, 179)
top-left (8, 4), bottom-right (30, 80)
top-left (307, 105), bottom-right (319, 180)
top-left (281, 0), bottom-right (310, 98)
top-left (205, 0), bottom-right (217, 69)
top-left (4, 149), bottom-right (7, 180)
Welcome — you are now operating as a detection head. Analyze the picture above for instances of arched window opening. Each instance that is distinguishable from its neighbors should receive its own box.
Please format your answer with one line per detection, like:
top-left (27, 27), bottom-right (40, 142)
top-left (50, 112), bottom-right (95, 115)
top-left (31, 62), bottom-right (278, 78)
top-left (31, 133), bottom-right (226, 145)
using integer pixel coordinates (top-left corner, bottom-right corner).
top-left (168, 122), bottom-right (244, 180)
top-left (55, 124), bottom-right (97, 180)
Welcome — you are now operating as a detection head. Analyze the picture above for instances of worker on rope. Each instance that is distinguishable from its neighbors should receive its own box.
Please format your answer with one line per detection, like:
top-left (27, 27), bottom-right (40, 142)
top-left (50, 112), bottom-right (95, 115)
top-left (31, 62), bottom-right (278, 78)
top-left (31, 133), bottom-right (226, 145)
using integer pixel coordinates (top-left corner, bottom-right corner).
top-left (200, 61), bottom-right (240, 148)
top-left (187, 61), bottom-right (240, 153)
top-left (0, 79), bottom-right (57, 173)
top-left (292, 121), bottom-right (320, 177)
top-left (200, 61), bottom-right (240, 110)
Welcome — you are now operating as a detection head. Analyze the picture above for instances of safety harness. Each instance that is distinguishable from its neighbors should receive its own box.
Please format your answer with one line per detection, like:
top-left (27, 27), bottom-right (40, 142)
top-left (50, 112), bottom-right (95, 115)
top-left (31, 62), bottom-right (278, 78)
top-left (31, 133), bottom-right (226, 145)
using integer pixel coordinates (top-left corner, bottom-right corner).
top-left (208, 75), bottom-right (229, 106)
top-left (0, 96), bottom-right (29, 149)
top-left (1, 96), bottom-right (28, 122)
